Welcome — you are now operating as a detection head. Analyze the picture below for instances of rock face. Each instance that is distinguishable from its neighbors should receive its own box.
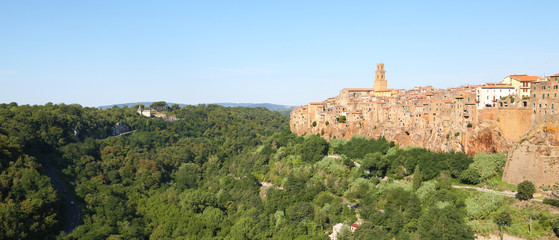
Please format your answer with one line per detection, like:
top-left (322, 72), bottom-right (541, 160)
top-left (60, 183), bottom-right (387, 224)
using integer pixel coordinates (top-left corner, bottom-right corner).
top-left (112, 122), bottom-right (132, 136)
top-left (503, 121), bottom-right (559, 186)
top-left (292, 110), bottom-right (526, 155)
top-left (291, 81), bottom-right (559, 185)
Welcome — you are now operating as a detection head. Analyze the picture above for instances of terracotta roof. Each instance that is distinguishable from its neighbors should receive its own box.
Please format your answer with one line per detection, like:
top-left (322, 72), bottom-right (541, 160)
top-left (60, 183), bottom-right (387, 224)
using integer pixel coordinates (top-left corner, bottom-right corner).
top-left (480, 85), bottom-right (515, 89)
top-left (345, 88), bottom-right (374, 91)
top-left (508, 74), bottom-right (528, 78)
top-left (309, 102), bottom-right (324, 105)
top-left (550, 73), bottom-right (559, 77)
top-left (375, 88), bottom-right (393, 92)
top-left (511, 75), bottom-right (539, 82)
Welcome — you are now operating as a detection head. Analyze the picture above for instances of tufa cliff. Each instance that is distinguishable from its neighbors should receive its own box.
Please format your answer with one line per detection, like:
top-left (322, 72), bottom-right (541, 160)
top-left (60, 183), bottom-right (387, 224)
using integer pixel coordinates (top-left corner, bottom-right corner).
top-left (291, 65), bottom-right (559, 185)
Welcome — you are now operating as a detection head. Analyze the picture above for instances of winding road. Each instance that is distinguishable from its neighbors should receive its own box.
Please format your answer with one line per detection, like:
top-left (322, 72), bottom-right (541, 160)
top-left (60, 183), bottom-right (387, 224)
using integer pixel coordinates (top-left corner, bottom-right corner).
top-left (41, 155), bottom-right (80, 234)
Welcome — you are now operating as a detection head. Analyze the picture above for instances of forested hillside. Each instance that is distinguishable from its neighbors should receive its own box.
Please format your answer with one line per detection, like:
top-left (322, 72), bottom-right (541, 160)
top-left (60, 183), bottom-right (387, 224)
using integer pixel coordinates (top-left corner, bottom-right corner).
top-left (1, 102), bottom-right (559, 239)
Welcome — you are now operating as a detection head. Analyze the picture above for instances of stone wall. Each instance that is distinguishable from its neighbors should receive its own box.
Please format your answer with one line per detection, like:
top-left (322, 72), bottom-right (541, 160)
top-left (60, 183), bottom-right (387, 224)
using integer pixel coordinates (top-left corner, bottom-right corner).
top-left (503, 142), bottom-right (559, 186)
top-left (496, 109), bottom-right (533, 142)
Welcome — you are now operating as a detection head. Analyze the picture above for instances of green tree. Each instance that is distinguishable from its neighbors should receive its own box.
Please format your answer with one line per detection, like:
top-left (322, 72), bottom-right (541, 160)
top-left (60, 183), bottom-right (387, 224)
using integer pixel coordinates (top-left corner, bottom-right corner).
top-left (516, 180), bottom-right (535, 200)
top-left (459, 168), bottom-right (480, 185)
top-left (175, 163), bottom-right (200, 190)
top-left (286, 201), bottom-right (314, 223)
top-left (412, 165), bottom-right (422, 191)
top-left (494, 211), bottom-right (512, 240)
top-left (299, 135), bottom-right (329, 163)
top-left (149, 101), bottom-right (168, 111)
top-left (417, 205), bottom-right (474, 240)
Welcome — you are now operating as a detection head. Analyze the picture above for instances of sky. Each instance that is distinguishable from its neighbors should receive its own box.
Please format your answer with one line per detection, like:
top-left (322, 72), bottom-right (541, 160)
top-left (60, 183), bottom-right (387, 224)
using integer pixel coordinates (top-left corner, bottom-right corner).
top-left (1, 1), bottom-right (558, 107)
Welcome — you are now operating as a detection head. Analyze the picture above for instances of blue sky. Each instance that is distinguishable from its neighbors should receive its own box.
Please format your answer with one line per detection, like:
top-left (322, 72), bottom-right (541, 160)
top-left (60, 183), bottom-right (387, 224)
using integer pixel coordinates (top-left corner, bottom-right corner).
top-left (1, 1), bottom-right (558, 107)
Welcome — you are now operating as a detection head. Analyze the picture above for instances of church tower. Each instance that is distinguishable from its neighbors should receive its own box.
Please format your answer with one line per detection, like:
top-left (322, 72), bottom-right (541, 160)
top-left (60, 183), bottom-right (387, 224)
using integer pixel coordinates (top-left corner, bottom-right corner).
top-left (373, 63), bottom-right (387, 91)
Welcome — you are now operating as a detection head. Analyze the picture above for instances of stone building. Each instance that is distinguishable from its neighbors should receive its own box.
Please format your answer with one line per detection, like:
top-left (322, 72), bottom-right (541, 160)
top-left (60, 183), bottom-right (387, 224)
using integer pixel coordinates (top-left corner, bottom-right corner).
top-left (373, 63), bottom-right (387, 91)
top-left (476, 83), bottom-right (517, 109)
top-left (137, 106), bottom-right (152, 117)
top-left (501, 74), bottom-right (540, 99)
top-left (531, 74), bottom-right (559, 118)
top-left (291, 65), bottom-right (557, 150)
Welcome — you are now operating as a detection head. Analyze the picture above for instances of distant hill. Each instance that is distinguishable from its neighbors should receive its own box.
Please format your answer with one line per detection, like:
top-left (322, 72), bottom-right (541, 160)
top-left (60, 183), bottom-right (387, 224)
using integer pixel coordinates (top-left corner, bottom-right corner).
top-left (98, 102), bottom-right (295, 111)
top-left (212, 103), bottom-right (295, 111)
top-left (97, 102), bottom-right (187, 109)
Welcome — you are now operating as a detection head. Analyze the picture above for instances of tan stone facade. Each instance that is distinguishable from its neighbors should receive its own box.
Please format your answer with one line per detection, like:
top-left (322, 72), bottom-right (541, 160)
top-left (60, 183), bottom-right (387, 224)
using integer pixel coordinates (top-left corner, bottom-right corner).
top-left (292, 67), bottom-right (559, 185)
top-left (373, 63), bottom-right (387, 91)
top-left (291, 67), bottom-right (559, 157)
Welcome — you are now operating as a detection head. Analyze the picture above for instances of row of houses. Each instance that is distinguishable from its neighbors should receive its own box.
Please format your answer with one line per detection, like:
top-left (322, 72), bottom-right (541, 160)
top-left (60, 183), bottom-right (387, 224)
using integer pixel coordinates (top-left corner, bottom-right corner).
top-left (291, 72), bottom-right (559, 134)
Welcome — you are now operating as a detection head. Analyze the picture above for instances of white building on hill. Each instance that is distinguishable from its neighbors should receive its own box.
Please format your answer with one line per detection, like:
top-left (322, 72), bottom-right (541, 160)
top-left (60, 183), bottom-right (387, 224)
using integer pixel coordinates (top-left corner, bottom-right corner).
top-left (476, 83), bottom-right (517, 109)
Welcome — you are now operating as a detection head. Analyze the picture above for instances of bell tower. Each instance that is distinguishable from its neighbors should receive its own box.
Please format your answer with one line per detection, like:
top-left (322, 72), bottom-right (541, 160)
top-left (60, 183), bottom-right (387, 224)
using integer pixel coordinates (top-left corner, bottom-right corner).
top-left (373, 63), bottom-right (387, 91)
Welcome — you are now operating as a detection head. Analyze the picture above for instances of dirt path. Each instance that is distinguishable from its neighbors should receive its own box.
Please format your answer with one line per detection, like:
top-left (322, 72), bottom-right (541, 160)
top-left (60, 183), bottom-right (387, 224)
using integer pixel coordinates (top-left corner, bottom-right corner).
top-left (327, 154), bottom-right (361, 168)
top-left (452, 185), bottom-right (543, 202)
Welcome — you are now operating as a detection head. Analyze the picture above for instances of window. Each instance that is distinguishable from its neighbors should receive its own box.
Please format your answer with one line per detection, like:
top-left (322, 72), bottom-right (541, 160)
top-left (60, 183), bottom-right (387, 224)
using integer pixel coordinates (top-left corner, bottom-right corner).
top-left (543, 94), bottom-right (545, 99)
top-left (534, 87), bottom-right (536, 90)
top-left (534, 94), bottom-right (536, 98)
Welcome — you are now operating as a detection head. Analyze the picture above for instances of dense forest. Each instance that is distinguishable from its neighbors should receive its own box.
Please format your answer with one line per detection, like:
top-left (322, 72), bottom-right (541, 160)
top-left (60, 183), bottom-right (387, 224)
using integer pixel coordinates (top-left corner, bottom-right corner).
top-left (1, 102), bottom-right (559, 239)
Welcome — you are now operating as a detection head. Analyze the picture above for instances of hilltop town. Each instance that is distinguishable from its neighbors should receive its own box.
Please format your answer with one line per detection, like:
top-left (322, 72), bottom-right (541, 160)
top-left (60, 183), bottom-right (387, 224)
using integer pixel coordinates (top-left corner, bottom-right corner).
top-left (291, 64), bottom-right (559, 186)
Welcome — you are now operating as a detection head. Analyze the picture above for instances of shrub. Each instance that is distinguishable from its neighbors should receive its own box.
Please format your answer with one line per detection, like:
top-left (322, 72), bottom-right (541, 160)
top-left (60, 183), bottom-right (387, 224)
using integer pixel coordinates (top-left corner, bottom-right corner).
top-left (469, 153), bottom-right (506, 181)
top-left (543, 198), bottom-right (559, 207)
top-left (338, 116), bottom-right (346, 123)
top-left (516, 180), bottom-right (535, 200)
top-left (459, 168), bottom-right (481, 185)
top-left (467, 123), bottom-right (473, 128)
top-left (494, 211), bottom-right (512, 227)
top-left (465, 192), bottom-right (504, 220)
